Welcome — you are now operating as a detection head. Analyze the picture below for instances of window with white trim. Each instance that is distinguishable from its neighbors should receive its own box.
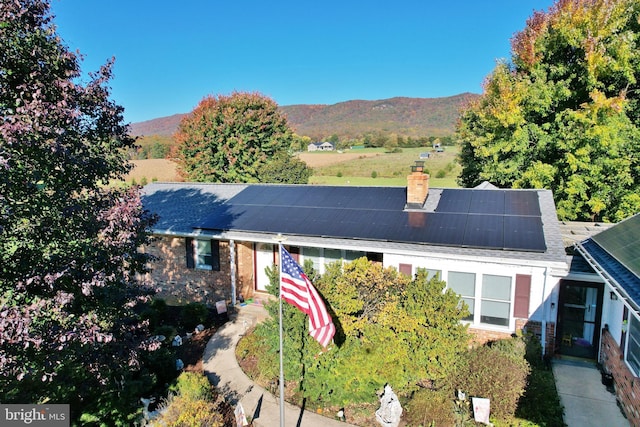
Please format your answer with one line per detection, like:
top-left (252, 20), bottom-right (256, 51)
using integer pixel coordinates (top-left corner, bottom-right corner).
top-left (481, 275), bottom-right (512, 327)
top-left (448, 271), bottom-right (475, 322)
top-left (627, 314), bottom-right (640, 376)
top-left (195, 240), bottom-right (213, 270)
top-left (186, 238), bottom-right (220, 271)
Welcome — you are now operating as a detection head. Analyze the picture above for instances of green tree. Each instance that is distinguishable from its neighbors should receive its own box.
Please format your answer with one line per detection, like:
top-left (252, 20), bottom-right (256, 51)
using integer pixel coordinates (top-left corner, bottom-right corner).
top-left (457, 0), bottom-right (640, 221)
top-left (172, 92), bottom-right (296, 183)
top-left (248, 258), bottom-right (470, 407)
top-left (0, 0), bottom-right (156, 422)
top-left (257, 151), bottom-right (312, 184)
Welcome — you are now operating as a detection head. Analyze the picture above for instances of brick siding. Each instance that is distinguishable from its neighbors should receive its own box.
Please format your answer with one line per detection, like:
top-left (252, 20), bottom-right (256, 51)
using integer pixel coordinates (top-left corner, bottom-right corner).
top-left (140, 236), bottom-right (237, 306)
top-left (469, 320), bottom-right (556, 356)
top-left (600, 328), bottom-right (640, 424)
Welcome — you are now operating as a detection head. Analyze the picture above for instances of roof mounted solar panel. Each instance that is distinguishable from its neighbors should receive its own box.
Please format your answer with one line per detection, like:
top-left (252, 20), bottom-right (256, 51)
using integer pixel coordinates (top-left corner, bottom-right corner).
top-left (504, 191), bottom-right (541, 216)
top-left (469, 190), bottom-right (505, 215)
top-left (463, 214), bottom-right (504, 248)
top-left (435, 190), bottom-right (472, 213)
top-left (195, 185), bottom-right (548, 253)
top-left (503, 216), bottom-right (546, 252)
top-left (421, 213), bottom-right (467, 246)
top-left (591, 214), bottom-right (640, 277)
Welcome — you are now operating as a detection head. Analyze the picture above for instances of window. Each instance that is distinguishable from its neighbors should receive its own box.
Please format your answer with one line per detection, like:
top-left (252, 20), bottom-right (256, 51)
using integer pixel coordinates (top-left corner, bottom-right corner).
top-left (302, 247), bottom-right (321, 271)
top-left (448, 272), bottom-right (475, 322)
top-left (324, 248), bottom-right (343, 265)
top-left (425, 269), bottom-right (441, 280)
top-left (344, 250), bottom-right (365, 262)
top-left (186, 238), bottom-right (220, 271)
top-left (627, 314), bottom-right (640, 376)
top-left (195, 240), bottom-right (212, 270)
top-left (481, 275), bottom-right (512, 327)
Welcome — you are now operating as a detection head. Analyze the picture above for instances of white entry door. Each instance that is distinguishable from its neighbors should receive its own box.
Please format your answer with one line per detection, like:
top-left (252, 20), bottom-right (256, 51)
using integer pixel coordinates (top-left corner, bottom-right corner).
top-left (255, 243), bottom-right (274, 292)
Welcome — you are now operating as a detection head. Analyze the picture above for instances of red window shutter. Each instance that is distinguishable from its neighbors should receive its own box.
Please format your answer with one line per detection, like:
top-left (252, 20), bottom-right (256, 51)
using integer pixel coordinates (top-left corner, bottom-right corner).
top-left (514, 274), bottom-right (531, 318)
top-left (399, 263), bottom-right (412, 277)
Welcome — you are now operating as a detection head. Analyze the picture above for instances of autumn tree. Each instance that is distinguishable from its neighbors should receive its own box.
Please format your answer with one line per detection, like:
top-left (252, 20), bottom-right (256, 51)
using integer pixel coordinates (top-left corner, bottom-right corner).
top-left (172, 92), bottom-right (303, 183)
top-left (457, 0), bottom-right (640, 221)
top-left (0, 0), bottom-right (156, 421)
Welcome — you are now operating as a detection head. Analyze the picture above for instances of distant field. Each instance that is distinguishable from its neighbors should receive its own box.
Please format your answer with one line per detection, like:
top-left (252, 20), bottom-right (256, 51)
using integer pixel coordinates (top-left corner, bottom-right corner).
top-left (125, 159), bottom-right (179, 183)
top-left (121, 147), bottom-right (461, 188)
top-left (304, 146), bottom-right (461, 188)
top-left (298, 150), bottom-right (381, 167)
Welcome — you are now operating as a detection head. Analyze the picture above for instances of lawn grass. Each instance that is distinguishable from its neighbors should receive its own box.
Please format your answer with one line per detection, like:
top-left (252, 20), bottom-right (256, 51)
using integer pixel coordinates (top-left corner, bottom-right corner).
top-left (309, 146), bottom-right (461, 187)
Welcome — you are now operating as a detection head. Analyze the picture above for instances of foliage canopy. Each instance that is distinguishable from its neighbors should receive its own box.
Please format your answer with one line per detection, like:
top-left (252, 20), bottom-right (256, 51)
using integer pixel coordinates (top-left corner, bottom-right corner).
top-left (172, 92), bottom-right (309, 183)
top-left (247, 258), bottom-right (470, 407)
top-left (457, 0), bottom-right (640, 221)
top-left (1, 0), bottom-right (157, 422)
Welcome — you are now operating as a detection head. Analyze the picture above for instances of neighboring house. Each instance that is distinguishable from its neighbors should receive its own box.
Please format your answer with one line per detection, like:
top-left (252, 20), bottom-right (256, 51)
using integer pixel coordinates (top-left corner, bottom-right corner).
top-left (140, 162), bottom-right (568, 355)
top-left (571, 214), bottom-right (640, 425)
top-left (307, 141), bottom-right (334, 151)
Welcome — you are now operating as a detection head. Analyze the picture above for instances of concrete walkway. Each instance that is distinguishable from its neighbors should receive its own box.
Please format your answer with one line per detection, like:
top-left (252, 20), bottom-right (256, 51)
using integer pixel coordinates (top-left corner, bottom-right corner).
top-left (203, 304), bottom-right (358, 427)
top-left (552, 359), bottom-right (629, 426)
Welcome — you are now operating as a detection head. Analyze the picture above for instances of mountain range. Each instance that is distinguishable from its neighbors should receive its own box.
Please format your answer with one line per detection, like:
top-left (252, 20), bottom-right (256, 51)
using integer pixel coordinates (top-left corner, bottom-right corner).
top-left (129, 93), bottom-right (478, 140)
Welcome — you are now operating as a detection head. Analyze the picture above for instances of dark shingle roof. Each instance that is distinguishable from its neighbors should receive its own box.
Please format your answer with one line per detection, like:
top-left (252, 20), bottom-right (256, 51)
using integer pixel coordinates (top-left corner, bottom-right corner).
top-left (141, 182), bottom-right (247, 235)
top-left (580, 239), bottom-right (640, 311)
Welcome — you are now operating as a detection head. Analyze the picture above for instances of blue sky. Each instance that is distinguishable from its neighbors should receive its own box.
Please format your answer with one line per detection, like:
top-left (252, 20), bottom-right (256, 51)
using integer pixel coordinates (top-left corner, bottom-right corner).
top-left (50, 0), bottom-right (556, 124)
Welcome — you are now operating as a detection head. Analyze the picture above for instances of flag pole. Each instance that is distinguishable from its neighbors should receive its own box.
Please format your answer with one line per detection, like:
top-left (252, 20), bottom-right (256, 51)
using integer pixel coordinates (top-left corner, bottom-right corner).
top-left (276, 238), bottom-right (285, 427)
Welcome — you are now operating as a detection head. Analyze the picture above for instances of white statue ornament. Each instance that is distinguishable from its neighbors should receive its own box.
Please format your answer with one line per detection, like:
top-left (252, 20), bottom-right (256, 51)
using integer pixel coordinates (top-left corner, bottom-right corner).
top-left (375, 384), bottom-right (403, 427)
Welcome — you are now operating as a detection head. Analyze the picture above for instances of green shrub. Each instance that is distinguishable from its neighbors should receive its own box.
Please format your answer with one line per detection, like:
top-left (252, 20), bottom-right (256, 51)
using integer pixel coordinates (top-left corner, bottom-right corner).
top-left (489, 334), bottom-right (527, 362)
top-left (404, 388), bottom-right (455, 427)
top-left (181, 303), bottom-right (209, 329)
top-left (169, 372), bottom-right (213, 401)
top-left (454, 342), bottom-right (530, 422)
top-left (435, 169), bottom-right (446, 178)
top-left (151, 395), bottom-right (225, 427)
top-left (371, 170), bottom-right (378, 178)
top-left (337, 171), bottom-right (343, 177)
top-left (140, 176), bottom-right (148, 186)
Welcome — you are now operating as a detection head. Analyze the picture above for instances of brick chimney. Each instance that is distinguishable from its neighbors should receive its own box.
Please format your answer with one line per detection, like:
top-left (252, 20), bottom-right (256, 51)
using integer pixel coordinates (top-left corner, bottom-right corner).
top-left (406, 161), bottom-right (429, 207)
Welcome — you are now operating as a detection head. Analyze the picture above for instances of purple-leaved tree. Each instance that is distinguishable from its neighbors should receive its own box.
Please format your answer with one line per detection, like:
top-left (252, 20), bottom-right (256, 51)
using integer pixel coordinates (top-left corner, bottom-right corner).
top-left (0, 0), bottom-right (158, 421)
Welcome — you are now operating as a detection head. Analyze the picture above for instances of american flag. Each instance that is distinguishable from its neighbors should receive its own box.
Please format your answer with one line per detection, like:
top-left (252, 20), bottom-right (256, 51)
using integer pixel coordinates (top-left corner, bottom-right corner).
top-left (280, 246), bottom-right (335, 348)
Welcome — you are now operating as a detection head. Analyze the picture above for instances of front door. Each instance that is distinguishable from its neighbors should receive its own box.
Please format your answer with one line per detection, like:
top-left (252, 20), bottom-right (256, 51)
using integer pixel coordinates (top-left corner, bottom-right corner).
top-left (556, 280), bottom-right (603, 359)
top-left (255, 243), bottom-right (275, 292)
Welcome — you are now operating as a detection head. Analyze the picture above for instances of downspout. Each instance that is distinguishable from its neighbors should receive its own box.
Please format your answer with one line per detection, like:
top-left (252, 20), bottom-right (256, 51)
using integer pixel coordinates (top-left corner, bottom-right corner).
top-left (541, 266), bottom-right (549, 358)
top-left (230, 239), bottom-right (237, 307)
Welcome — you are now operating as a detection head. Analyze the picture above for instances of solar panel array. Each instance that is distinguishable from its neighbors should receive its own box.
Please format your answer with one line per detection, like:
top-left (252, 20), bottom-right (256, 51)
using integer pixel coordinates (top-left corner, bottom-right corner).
top-left (196, 186), bottom-right (547, 252)
top-left (592, 214), bottom-right (640, 277)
